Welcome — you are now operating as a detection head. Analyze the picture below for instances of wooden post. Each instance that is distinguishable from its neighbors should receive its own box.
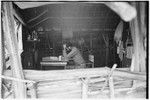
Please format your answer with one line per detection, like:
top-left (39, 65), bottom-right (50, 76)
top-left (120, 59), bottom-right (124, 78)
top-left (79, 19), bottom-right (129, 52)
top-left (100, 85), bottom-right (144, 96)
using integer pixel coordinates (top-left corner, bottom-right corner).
top-left (3, 2), bottom-right (26, 98)
top-left (27, 83), bottom-right (37, 98)
top-left (82, 78), bottom-right (88, 99)
top-left (109, 77), bottom-right (115, 98)
top-left (0, 4), bottom-right (4, 98)
top-left (130, 2), bottom-right (146, 72)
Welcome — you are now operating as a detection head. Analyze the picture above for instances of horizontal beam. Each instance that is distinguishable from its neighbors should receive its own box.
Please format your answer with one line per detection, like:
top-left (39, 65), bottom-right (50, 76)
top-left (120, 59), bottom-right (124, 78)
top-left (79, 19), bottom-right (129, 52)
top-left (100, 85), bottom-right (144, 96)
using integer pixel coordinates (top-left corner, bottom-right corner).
top-left (36, 29), bottom-right (116, 33)
top-left (29, 16), bottom-right (119, 28)
top-left (113, 69), bottom-right (146, 81)
top-left (13, 7), bottom-right (26, 25)
top-left (14, 2), bottom-right (104, 9)
top-left (4, 67), bottom-right (109, 81)
top-left (4, 67), bottom-right (146, 82)
top-left (14, 2), bottom-right (65, 9)
top-left (29, 17), bottom-right (119, 20)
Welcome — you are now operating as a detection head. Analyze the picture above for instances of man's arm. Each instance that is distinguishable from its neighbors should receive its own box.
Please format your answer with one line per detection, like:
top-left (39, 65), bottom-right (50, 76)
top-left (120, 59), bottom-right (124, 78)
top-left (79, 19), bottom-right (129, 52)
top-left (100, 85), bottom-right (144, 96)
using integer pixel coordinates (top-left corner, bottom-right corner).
top-left (66, 47), bottom-right (78, 59)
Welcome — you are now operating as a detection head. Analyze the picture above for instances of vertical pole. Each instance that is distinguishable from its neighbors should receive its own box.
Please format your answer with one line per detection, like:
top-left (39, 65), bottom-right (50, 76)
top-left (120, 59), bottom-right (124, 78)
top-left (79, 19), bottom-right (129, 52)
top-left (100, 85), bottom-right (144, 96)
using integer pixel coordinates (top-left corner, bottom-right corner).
top-left (3, 2), bottom-right (26, 98)
top-left (82, 78), bottom-right (88, 99)
top-left (0, 3), bottom-right (4, 98)
top-left (109, 77), bottom-right (115, 98)
top-left (27, 83), bottom-right (37, 98)
top-left (130, 2), bottom-right (146, 72)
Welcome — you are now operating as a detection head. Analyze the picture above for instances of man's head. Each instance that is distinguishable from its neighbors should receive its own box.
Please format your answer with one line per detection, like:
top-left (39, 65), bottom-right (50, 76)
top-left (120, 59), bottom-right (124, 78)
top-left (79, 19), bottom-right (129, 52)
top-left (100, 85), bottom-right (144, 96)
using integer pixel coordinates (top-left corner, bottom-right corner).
top-left (64, 42), bottom-right (72, 52)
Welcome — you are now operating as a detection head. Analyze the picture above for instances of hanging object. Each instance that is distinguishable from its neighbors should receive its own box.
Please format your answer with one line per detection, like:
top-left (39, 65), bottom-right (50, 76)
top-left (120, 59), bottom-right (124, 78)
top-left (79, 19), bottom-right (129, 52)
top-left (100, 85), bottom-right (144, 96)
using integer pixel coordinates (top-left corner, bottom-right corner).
top-left (126, 46), bottom-right (133, 59)
top-left (114, 21), bottom-right (123, 45)
top-left (117, 41), bottom-right (124, 61)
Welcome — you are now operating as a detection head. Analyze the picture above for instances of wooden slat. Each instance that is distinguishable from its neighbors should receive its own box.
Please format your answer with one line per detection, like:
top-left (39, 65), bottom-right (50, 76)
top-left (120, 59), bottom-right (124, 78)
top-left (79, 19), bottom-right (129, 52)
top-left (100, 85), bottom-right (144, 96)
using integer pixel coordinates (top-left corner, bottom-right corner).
top-left (38, 91), bottom-right (81, 98)
top-left (24, 67), bottom-right (110, 81)
top-left (4, 67), bottom-right (146, 82)
top-left (113, 69), bottom-right (146, 81)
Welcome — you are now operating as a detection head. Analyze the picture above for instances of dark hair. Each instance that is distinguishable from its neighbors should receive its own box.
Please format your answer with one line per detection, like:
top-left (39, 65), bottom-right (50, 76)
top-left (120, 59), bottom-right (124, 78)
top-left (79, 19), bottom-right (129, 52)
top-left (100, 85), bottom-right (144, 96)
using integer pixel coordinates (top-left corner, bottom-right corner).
top-left (66, 42), bottom-right (73, 48)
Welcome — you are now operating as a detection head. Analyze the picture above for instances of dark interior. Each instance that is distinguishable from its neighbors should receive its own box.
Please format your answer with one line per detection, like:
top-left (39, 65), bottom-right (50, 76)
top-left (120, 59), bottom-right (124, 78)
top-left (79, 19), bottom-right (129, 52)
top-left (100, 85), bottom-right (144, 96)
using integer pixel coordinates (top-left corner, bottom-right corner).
top-left (13, 3), bottom-right (131, 70)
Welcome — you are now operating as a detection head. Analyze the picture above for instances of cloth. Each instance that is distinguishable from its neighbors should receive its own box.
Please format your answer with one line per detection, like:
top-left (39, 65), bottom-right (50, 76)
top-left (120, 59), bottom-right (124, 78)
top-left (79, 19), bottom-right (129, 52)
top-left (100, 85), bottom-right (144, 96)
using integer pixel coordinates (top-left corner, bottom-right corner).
top-left (14, 19), bottom-right (23, 56)
top-left (126, 46), bottom-right (133, 59)
top-left (117, 41), bottom-right (124, 61)
top-left (114, 21), bottom-right (123, 44)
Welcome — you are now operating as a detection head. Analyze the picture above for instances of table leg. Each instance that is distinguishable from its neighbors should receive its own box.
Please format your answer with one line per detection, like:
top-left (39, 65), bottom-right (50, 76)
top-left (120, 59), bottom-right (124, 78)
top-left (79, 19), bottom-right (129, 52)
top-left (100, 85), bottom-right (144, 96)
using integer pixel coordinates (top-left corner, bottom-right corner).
top-left (40, 65), bottom-right (42, 70)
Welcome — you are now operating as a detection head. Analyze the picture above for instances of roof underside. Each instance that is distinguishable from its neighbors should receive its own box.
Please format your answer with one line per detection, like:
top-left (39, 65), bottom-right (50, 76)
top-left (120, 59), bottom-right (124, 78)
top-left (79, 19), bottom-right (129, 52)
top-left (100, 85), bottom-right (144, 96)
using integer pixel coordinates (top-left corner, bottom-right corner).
top-left (16, 2), bottom-right (121, 30)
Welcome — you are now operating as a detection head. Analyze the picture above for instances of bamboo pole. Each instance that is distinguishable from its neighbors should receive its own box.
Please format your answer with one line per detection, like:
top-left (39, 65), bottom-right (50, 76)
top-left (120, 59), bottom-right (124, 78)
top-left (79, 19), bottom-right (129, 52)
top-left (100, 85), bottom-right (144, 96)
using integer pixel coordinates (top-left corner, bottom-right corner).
top-left (27, 83), bottom-right (37, 98)
top-left (24, 67), bottom-right (110, 81)
top-left (109, 77), bottom-right (115, 98)
top-left (3, 2), bottom-right (26, 98)
top-left (0, 4), bottom-right (4, 98)
top-left (101, 64), bottom-right (117, 91)
top-left (0, 75), bottom-right (35, 83)
top-left (81, 78), bottom-right (88, 99)
top-left (113, 69), bottom-right (146, 81)
top-left (89, 78), bottom-right (106, 83)
top-left (89, 79), bottom-right (133, 88)
top-left (4, 67), bottom-right (146, 82)
top-left (38, 91), bottom-right (81, 98)
top-left (37, 82), bottom-right (81, 91)
top-left (88, 87), bottom-right (133, 95)
top-left (37, 86), bottom-right (81, 95)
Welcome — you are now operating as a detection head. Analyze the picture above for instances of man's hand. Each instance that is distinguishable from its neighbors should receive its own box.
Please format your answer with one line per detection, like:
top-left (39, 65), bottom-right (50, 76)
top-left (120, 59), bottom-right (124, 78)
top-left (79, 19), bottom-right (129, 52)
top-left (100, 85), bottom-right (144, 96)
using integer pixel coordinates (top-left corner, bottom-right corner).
top-left (63, 44), bottom-right (66, 49)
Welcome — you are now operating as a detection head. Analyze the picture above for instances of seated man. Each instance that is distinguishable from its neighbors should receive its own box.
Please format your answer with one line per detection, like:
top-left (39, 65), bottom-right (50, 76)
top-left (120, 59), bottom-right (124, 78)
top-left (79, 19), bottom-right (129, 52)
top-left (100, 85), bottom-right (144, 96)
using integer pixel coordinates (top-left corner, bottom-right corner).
top-left (63, 42), bottom-right (86, 69)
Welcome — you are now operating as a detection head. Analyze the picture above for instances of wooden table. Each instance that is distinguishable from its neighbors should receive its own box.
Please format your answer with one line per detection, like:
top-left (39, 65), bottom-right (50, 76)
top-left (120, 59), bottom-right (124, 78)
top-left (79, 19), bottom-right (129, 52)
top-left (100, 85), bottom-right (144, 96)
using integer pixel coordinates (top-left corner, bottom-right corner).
top-left (40, 61), bottom-right (67, 70)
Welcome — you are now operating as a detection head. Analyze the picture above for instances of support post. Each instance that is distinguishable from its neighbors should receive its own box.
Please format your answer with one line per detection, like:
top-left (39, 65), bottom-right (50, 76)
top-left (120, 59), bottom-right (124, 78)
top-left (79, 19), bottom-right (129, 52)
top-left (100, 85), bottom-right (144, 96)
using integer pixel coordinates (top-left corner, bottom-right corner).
top-left (82, 78), bottom-right (88, 99)
top-left (109, 77), bottom-right (115, 98)
top-left (27, 83), bottom-right (37, 98)
top-left (3, 2), bottom-right (26, 98)
top-left (0, 5), bottom-right (4, 98)
top-left (130, 2), bottom-right (146, 72)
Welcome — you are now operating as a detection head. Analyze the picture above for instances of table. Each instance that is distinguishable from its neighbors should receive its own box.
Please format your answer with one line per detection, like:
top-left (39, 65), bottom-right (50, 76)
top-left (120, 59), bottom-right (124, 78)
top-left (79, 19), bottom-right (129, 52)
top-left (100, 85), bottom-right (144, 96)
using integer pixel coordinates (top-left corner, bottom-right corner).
top-left (40, 61), bottom-right (67, 70)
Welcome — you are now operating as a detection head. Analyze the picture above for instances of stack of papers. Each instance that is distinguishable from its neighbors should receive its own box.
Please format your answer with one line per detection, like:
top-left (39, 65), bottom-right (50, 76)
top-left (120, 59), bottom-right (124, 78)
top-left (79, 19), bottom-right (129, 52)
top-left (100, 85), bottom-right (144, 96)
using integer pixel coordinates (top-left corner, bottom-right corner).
top-left (42, 56), bottom-right (58, 61)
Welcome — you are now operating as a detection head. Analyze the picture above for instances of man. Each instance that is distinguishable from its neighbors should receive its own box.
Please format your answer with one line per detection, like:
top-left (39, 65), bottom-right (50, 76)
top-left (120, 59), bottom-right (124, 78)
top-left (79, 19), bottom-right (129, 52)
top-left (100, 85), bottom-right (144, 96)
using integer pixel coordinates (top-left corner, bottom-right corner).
top-left (63, 42), bottom-right (86, 69)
